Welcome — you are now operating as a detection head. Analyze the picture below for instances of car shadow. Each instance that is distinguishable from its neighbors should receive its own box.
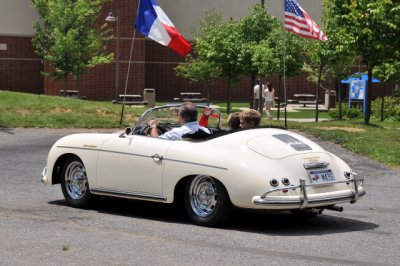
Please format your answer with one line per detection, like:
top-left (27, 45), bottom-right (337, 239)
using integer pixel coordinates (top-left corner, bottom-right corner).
top-left (226, 208), bottom-right (379, 236)
top-left (0, 128), bottom-right (15, 134)
top-left (49, 198), bottom-right (378, 236)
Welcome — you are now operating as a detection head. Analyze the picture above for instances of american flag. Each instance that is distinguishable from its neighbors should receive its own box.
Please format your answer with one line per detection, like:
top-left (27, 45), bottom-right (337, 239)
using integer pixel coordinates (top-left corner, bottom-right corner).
top-left (284, 0), bottom-right (327, 41)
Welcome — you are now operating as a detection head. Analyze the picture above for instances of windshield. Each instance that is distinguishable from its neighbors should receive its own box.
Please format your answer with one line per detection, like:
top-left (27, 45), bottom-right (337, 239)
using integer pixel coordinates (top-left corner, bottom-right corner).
top-left (134, 104), bottom-right (221, 130)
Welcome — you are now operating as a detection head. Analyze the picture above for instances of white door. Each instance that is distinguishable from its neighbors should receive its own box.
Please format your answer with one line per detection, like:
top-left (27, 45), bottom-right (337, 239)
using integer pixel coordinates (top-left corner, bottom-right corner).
top-left (96, 135), bottom-right (172, 195)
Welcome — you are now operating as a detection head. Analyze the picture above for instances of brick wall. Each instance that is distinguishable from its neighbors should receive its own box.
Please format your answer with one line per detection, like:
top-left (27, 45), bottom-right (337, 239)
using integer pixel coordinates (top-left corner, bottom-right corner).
top-left (0, 36), bottom-right (43, 93)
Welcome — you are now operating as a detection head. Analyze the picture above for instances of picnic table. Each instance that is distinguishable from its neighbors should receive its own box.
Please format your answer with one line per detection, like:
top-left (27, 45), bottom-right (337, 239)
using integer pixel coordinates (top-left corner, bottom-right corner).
top-left (293, 94), bottom-right (316, 107)
top-left (60, 89), bottom-right (78, 97)
top-left (176, 92), bottom-right (207, 103)
top-left (114, 94), bottom-right (148, 105)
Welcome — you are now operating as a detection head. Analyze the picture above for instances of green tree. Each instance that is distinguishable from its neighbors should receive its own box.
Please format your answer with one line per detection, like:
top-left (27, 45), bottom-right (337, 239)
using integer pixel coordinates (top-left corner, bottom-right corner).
top-left (373, 59), bottom-right (400, 121)
top-left (181, 10), bottom-right (244, 113)
top-left (302, 0), bottom-right (356, 121)
top-left (32, 0), bottom-right (112, 98)
top-left (238, 4), bottom-right (278, 112)
top-left (328, 0), bottom-right (400, 124)
top-left (267, 26), bottom-right (308, 120)
top-left (175, 55), bottom-right (222, 105)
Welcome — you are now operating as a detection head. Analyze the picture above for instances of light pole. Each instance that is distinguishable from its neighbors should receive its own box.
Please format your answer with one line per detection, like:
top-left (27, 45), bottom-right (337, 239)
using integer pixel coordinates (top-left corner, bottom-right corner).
top-left (105, 11), bottom-right (120, 102)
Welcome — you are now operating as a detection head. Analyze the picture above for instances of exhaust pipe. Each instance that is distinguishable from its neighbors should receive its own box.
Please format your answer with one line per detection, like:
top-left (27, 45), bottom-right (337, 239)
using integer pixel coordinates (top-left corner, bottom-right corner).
top-left (325, 205), bottom-right (343, 212)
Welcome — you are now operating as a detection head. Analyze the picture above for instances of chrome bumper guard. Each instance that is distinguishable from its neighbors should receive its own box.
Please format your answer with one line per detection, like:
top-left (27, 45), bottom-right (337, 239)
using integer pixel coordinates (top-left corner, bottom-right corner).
top-left (41, 166), bottom-right (48, 184)
top-left (253, 173), bottom-right (365, 209)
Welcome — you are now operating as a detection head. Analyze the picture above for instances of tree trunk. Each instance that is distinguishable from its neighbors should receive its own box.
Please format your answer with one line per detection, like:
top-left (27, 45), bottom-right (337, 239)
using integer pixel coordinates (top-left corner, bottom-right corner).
top-left (227, 76), bottom-right (231, 114)
top-left (77, 65), bottom-right (81, 99)
top-left (63, 77), bottom-right (67, 98)
top-left (315, 63), bottom-right (323, 122)
top-left (258, 76), bottom-right (263, 114)
top-left (250, 74), bottom-right (255, 109)
top-left (364, 67), bottom-right (373, 125)
top-left (380, 82), bottom-right (386, 121)
top-left (338, 78), bottom-right (343, 120)
top-left (277, 76), bottom-right (282, 120)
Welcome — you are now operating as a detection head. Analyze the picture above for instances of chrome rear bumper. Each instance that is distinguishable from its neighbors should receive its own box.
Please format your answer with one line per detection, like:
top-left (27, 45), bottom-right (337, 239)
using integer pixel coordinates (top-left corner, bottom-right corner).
top-left (252, 175), bottom-right (365, 209)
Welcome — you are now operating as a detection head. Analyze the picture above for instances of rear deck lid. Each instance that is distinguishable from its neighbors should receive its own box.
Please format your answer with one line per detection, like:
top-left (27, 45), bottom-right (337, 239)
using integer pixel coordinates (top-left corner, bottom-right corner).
top-left (247, 132), bottom-right (325, 159)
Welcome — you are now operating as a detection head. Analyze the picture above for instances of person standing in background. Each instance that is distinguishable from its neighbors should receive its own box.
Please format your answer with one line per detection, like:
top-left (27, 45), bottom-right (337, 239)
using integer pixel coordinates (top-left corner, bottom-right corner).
top-left (253, 80), bottom-right (264, 110)
top-left (264, 82), bottom-right (275, 120)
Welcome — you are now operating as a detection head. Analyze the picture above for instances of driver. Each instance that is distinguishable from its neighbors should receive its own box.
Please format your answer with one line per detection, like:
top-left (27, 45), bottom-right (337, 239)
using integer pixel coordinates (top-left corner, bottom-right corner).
top-left (148, 102), bottom-right (210, 140)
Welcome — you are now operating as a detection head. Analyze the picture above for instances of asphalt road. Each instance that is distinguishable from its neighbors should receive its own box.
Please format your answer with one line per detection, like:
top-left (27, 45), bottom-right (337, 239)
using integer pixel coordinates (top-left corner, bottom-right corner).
top-left (1, 128), bottom-right (399, 266)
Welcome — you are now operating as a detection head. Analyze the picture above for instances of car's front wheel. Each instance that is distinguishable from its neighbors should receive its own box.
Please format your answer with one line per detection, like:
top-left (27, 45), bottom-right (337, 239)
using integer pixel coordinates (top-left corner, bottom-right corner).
top-left (184, 175), bottom-right (232, 227)
top-left (60, 156), bottom-right (95, 208)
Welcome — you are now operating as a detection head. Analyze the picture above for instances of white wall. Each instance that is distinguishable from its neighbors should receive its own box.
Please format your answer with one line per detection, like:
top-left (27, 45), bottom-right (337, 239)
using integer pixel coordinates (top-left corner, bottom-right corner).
top-left (158, 0), bottom-right (322, 38)
top-left (0, 0), bottom-right (40, 36)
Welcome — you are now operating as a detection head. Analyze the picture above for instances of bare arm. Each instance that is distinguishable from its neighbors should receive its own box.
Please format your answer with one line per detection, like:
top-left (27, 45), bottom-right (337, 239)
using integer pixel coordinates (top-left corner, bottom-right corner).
top-left (148, 119), bottom-right (160, 138)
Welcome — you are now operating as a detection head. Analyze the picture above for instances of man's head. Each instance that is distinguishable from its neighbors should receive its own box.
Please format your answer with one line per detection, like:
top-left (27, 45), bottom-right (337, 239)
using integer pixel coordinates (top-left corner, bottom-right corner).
top-left (179, 102), bottom-right (198, 124)
top-left (239, 109), bottom-right (261, 129)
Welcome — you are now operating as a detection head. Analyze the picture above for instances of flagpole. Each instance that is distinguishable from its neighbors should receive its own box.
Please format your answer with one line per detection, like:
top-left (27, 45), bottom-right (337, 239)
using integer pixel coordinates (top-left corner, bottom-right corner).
top-left (283, 1), bottom-right (288, 129)
top-left (119, 0), bottom-right (141, 126)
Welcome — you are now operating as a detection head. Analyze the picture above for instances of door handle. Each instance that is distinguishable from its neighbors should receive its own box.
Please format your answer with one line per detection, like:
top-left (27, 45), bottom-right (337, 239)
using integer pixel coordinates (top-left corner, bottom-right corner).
top-left (152, 154), bottom-right (164, 162)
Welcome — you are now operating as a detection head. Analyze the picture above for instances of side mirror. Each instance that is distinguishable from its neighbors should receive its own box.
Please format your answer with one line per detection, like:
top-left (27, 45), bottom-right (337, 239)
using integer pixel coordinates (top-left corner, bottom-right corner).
top-left (119, 127), bottom-right (132, 138)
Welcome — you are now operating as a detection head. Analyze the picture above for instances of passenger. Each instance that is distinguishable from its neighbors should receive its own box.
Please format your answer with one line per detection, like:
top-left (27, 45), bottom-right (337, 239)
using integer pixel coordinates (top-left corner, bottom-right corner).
top-left (199, 107), bottom-right (218, 127)
top-left (227, 112), bottom-right (241, 130)
top-left (148, 102), bottom-right (210, 140)
top-left (239, 109), bottom-right (261, 129)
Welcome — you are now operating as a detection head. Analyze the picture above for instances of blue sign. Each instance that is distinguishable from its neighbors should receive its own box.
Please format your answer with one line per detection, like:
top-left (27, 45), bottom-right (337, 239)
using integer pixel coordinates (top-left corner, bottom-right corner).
top-left (350, 80), bottom-right (365, 100)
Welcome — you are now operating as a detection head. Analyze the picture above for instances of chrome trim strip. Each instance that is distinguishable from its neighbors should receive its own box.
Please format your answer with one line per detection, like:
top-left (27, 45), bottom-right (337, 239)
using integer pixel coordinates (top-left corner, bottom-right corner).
top-left (91, 188), bottom-right (167, 201)
top-left (165, 158), bottom-right (228, 170)
top-left (56, 146), bottom-right (227, 170)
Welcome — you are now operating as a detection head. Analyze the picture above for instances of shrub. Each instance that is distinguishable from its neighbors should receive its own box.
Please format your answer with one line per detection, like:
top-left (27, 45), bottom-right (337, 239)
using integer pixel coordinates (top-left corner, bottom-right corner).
top-left (328, 103), bottom-right (362, 119)
top-left (347, 108), bottom-right (363, 119)
top-left (371, 96), bottom-right (400, 121)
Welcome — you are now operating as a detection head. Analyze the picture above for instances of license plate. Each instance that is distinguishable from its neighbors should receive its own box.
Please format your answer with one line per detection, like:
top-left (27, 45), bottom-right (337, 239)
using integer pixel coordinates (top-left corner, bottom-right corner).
top-left (308, 169), bottom-right (335, 183)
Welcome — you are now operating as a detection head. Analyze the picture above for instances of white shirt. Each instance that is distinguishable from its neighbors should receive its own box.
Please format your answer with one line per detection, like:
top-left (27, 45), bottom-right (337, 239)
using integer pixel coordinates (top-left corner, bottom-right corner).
top-left (264, 88), bottom-right (274, 101)
top-left (159, 121), bottom-right (210, 140)
top-left (253, 84), bottom-right (264, 99)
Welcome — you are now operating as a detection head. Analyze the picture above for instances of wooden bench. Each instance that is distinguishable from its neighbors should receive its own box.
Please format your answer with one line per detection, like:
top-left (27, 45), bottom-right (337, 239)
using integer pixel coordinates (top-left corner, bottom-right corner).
top-left (298, 100), bottom-right (322, 106)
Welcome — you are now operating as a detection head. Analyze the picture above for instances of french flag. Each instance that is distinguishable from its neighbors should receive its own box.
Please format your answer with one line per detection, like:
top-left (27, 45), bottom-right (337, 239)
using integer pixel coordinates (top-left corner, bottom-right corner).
top-left (134, 0), bottom-right (191, 57)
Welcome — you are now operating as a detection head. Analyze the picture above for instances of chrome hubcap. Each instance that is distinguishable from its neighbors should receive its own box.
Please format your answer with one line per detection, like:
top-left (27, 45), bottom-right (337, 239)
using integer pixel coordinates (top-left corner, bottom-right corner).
top-left (189, 176), bottom-right (217, 217)
top-left (65, 161), bottom-right (87, 200)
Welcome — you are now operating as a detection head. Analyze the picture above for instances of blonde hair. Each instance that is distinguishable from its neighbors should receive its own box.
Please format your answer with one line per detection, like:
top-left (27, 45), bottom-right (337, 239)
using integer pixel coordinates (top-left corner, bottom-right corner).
top-left (239, 109), bottom-right (261, 126)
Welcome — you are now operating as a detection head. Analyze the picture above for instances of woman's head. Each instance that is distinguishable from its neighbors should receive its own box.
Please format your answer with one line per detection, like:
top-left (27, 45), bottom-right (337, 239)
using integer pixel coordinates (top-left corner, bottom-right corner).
top-left (266, 82), bottom-right (272, 92)
top-left (227, 112), bottom-right (241, 130)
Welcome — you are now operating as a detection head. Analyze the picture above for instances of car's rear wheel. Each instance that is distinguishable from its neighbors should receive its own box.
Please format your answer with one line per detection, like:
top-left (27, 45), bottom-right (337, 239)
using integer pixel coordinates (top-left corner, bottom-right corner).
top-left (184, 175), bottom-right (231, 227)
top-left (60, 156), bottom-right (95, 208)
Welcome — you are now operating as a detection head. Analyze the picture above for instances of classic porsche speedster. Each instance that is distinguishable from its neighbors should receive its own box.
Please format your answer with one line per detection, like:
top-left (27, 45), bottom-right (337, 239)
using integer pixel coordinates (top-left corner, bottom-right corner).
top-left (41, 104), bottom-right (365, 226)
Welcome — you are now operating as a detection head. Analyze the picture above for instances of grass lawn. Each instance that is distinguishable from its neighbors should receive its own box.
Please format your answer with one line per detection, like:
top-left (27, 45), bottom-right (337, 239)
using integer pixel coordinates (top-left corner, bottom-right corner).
top-left (1, 90), bottom-right (399, 168)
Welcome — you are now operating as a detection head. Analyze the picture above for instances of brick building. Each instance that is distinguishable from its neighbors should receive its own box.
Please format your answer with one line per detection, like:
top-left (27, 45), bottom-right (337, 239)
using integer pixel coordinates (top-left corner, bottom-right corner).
top-left (0, 0), bottom-right (392, 102)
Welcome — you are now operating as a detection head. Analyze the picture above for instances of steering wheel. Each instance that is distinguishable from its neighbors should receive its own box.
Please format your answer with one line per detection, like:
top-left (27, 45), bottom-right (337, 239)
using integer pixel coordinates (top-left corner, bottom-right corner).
top-left (138, 123), bottom-right (172, 136)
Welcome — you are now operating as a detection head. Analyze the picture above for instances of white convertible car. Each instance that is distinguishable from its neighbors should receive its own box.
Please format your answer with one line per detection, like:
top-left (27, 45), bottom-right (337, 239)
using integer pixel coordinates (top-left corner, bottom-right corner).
top-left (42, 105), bottom-right (365, 226)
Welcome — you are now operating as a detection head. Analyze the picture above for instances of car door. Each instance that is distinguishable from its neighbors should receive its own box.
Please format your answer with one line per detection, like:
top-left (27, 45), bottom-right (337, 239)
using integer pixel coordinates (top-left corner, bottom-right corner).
top-left (96, 134), bottom-right (172, 195)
